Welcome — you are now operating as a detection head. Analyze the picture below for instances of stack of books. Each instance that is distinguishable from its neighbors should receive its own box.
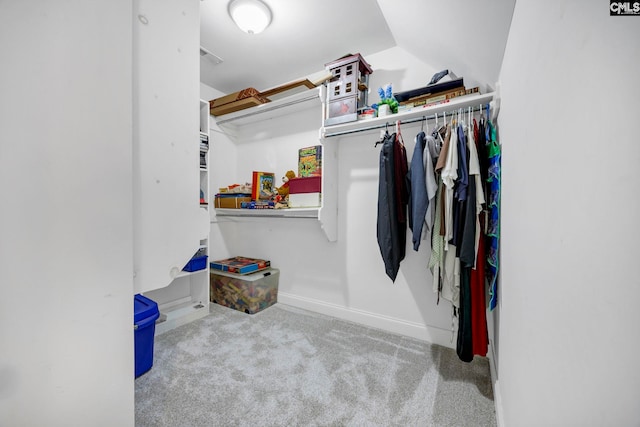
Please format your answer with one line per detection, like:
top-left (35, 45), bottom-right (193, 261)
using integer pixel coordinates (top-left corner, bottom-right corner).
top-left (200, 133), bottom-right (209, 151)
top-left (241, 200), bottom-right (275, 209)
top-left (394, 78), bottom-right (480, 112)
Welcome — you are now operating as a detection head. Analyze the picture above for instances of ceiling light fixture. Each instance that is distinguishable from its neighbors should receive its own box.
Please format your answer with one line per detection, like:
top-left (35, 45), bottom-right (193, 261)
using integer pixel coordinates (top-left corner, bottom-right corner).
top-left (228, 0), bottom-right (272, 35)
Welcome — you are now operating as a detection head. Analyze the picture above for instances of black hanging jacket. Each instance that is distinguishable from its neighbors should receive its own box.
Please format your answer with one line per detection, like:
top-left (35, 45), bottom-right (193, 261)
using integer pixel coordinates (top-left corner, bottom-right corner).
top-left (377, 132), bottom-right (408, 282)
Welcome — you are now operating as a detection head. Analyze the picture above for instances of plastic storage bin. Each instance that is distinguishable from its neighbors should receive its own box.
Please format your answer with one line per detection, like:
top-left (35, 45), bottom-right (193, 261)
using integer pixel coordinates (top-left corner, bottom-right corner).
top-left (210, 268), bottom-right (279, 314)
top-left (183, 255), bottom-right (208, 272)
top-left (134, 294), bottom-right (160, 378)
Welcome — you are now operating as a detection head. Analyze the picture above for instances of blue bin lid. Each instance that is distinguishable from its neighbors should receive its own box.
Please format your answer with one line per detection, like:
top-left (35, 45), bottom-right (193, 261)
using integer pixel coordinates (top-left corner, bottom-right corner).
top-left (134, 294), bottom-right (159, 323)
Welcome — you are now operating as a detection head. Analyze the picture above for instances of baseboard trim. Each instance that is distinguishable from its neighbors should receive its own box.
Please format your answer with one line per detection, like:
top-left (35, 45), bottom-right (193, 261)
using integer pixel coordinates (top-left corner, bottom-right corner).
top-left (489, 340), bottom-right (505, 427)
top-left (277, 292), bottom-right (455, 349)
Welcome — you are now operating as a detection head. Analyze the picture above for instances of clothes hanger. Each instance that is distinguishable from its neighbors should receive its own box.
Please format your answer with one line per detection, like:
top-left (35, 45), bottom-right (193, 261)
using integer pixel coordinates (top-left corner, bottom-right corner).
top-left (431, 113), bottom-right (439, 136)
top-left (395, 120), bottom-right (405, 146)
top-left (485, 104), bottom-right (491, 144)
top-left (431, 113), bottom-right (442, 148)
top-left (374, 122), bottom-right (390, 147)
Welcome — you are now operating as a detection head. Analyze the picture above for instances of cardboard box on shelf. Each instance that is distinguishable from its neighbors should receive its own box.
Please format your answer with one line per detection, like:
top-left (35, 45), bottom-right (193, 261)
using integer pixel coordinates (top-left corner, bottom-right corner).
top-left (289, 192), bottom-right (321, 208)
top-left (289, 176), bottom-right (321, 194)
top-left (214, 194), bottom-right (252, 209)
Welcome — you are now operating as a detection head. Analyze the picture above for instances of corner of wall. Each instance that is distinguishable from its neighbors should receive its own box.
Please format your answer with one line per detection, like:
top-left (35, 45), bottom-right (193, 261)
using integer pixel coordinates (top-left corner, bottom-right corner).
top-left (489, 339), bottom-right (505, 427)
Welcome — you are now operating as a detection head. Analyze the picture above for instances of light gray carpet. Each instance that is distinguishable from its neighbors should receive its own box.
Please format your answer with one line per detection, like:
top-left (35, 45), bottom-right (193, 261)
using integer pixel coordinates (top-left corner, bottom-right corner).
top-left (135, 303), bottom-right (496, 427)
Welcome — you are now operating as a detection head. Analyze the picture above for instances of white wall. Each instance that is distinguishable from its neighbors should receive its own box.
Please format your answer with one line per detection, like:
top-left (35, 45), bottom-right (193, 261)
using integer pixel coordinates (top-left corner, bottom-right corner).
top-left (376, 0), bottom-right (515, 92)
top-left (0, 2), bottom-right (134, 426)
top-left (207, 47), bottom-right (462, 347)
top-left (132, 0), bottom-right (204, 294)
top-left (495, 1), bottom-right (640, 425)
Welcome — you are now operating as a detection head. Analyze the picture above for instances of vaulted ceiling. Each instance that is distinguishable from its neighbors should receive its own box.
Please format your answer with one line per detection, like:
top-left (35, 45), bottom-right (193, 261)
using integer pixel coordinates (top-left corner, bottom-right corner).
top-left (200, 0), bottom-right (515, 95)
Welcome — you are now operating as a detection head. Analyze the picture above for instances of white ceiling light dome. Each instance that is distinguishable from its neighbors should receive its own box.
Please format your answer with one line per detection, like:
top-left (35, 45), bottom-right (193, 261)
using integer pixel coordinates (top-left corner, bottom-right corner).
top-left (228, 0), bottom-right (272, 34)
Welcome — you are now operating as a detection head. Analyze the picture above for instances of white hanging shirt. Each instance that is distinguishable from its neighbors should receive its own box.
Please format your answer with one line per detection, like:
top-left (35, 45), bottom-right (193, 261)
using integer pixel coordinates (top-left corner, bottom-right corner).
top-left (423, 135), bottom-right (439, 235)
top-left (441, 124), bottom-right (458, 251)
top-left (441, 245), bottom-right (460, 308)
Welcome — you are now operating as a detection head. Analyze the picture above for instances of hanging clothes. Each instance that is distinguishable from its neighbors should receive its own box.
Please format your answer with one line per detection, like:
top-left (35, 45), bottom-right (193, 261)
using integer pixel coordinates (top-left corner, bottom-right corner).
top-left (457, 150), bottom-right (476, 362)
top-left (476, 117), bottom-right (489, 185)
top-left (394, 130), bottom-right (409, 259)
top-left (416, 105), bottom-right (498, 361)
top-left (434, 124), bottom-right (450, 174)
top-left (408, 131), bottom-right (428, 251)
top-left (457, 266), bottom-right (474, 362)
top-left (429, 124), bottom-right (451, 294)
top-left (468, 119), bottom-right (488, 357)
top-left (377, 131), bottom-right (408, 282)
top-left (429, 179), bottom-right (445, 297)
top-left (423, 136), bottom-right (438, 233)
top-left (454, 123), bottom-right (470, 255)
top-left (468, 120), bottom-right (486, 265)
top-left (408, 131), bottom-right (438, 251)
top-left (486, 121), bottom-right (501, 310)
top-left (431, 124), bottom-right (461, 307)
top-left (471, 214), bottom-right (489, 356)
top-left (374, 105), bottom-right (497, 361)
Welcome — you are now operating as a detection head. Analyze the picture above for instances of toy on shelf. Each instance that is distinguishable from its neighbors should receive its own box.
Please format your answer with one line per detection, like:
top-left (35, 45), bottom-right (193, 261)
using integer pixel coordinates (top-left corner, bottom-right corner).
top-left (276, 170), bottom-right (296, 197)
top-left (372, 83), bottom-right (399, 115)
top-left (324, 53), bottom-right (373, 126)
top-left (251, 171), bottom-right (276, 200)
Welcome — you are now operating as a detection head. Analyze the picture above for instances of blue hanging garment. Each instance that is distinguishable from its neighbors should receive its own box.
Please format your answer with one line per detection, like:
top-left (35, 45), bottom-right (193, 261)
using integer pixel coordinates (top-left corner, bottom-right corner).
top-left (485, 120), bottom-right (501, 311)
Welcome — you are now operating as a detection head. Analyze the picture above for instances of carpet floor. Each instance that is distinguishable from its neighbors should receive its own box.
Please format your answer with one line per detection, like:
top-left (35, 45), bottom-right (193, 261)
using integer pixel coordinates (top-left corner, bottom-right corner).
top-left (135, 303), bottom-right (496, 427)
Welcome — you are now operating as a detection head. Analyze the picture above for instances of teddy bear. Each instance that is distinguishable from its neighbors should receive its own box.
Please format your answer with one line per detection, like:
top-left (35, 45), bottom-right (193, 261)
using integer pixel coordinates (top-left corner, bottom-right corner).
top-left (276, 170), bottom-right (296, 197)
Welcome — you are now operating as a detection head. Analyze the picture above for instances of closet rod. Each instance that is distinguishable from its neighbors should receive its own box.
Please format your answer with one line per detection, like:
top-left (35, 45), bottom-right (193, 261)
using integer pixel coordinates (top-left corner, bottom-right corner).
top-left (323, 104), bottom-right (487, 138)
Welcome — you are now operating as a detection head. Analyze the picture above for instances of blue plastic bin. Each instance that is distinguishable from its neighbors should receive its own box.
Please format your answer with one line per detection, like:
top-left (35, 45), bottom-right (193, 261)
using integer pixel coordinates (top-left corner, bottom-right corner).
top-left (183, 255), bottom-right (208, 272)
top-left (134, 294), bottom-right (160, 378)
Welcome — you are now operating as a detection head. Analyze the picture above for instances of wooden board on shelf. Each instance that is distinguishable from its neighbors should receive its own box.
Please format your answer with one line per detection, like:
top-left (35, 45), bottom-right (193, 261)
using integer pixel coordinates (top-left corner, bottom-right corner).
top-left (214, 87), bottom-right (323, 127)
top-left (210, 96), bottom-right (268, 116)
top-left (260, 78), bottom-right (316, 101)
top-left (209, 87), bottom-right (270, 116)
